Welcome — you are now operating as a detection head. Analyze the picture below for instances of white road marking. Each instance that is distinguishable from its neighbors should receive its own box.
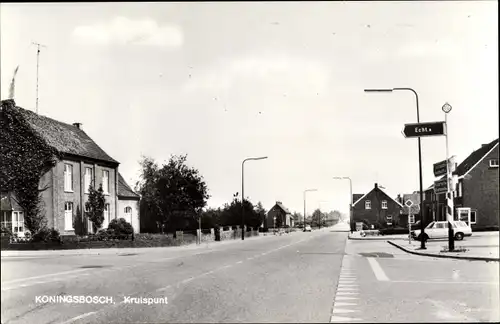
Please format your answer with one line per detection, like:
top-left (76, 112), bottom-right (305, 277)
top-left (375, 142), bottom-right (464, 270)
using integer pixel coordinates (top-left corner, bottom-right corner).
top-left (367, 257), bottom-right (389, 281)
top-left (334, 302), bottom-right (357, 306)
top-left (57, 237), bottom-right (316, 324)
top-left (2, 268), bottom-right (93, 285)
top-left (332, 309), bottom-right (359, 314)
top-left (336, 292), bottom-right (359, 295)
top-left (181, 277), bottom-right (194, 284)
top-left (59, 312), bottom-right (97, 324)
top-left (330, 315), bottom-right (362, 322)
top-left (236, 261), bottom-right (243, 264)
top-left (337, 287), bottom-right (359, 291)
top-left (335, 296), bottom-right (359, 300)
top-left (338, 284), bottom-right (358, 287)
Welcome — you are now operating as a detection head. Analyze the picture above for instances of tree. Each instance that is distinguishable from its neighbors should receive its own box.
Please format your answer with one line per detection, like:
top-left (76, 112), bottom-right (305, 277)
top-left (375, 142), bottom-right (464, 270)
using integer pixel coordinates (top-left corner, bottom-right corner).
top-left (254, 201), bottom-right (267, 228)
top-left (85, 184), bottom-right (106, 233)
top-left (312, 209), bottom-right (324, 227)
top-left (1, 100), bottom-right (61, 234)
top-left (136, 155), bottom-right (210, 233)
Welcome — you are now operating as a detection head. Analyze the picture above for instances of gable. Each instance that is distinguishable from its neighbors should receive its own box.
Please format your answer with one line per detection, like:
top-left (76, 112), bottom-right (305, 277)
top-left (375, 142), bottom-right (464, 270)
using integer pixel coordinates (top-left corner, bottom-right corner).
top-left (2, 100), bottom-right (119, 165)
top-left (353, 188), bottom-right (403, 208)
top-left (454, 139), bottom-right (499, 178)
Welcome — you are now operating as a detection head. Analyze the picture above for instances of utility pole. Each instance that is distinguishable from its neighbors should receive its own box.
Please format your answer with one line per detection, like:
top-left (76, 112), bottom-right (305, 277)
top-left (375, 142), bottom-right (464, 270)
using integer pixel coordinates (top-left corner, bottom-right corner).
top-left (32, 42), bottom-right (47, 114)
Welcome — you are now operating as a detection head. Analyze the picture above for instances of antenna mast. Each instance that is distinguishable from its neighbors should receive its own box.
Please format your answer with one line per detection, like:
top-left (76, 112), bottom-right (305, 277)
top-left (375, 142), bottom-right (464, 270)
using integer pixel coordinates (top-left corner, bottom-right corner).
top-left (32, 42), bottom-right (47, 114)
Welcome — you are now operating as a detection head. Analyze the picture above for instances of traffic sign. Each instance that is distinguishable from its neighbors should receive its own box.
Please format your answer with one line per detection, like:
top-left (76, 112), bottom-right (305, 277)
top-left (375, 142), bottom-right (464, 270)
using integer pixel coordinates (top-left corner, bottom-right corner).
top-left (434, 178), bottom-right (448, 194)
top-left (405, 200), bottom-right (413, 208)
top-left (403, 121), bottom-right (446, 138)
top-left (433, 160), bottom-right (448, 177)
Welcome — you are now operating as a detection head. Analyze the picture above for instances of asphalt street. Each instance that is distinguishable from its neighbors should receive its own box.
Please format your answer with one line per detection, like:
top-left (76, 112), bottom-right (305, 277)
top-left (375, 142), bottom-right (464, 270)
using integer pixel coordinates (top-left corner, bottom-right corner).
top-left (1, 226), bottom-right (499, 323)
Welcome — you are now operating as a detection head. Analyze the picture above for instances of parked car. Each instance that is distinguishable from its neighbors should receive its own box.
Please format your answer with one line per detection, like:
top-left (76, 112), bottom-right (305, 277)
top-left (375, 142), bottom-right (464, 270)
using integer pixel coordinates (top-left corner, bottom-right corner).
top-left (304, 225), bottom-right (312, 232)
top-left (412, 221), bottom-right (472, 242)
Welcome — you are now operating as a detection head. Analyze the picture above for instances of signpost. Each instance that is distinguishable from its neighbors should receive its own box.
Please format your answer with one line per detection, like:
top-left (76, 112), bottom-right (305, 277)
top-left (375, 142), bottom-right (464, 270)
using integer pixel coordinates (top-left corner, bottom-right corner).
top-left (402, 121), bottom-right (446, 138)
top-left (434, 178), bottom-right (448, 194)
top-left (405, 200), bottom-right (413, 244)
top-left (433, 160), bottom-right (448, 177)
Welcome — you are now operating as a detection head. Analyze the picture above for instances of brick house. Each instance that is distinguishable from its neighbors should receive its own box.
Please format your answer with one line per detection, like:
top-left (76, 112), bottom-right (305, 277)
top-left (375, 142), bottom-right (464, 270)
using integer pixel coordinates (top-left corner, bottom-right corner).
top-left (352, 183), bottom-right (403, 230)
top-left (396, 192), bottom-right (421, 228)
top-left (0, 99), bottom-right (140, 235)
top-left (423, 138), bottom-right (499, 230)
top-left (453, 138), bottom-right (499, 229)
top-left (266, 201), bottom-right (293, 229)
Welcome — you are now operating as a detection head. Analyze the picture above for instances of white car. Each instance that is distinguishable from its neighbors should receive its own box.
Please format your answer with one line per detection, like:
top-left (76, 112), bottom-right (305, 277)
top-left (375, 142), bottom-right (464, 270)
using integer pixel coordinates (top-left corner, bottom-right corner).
top-left (304, 225), bottom-right (312, 232)
top-left (412, 221), bottom-right (472, 242)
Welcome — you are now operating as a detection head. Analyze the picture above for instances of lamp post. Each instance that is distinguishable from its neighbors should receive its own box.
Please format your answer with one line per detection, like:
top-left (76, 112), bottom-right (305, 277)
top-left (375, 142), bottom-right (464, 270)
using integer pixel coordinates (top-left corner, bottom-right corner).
top-left (303, 189), bottom-right (318, 231)
top-left (364, 88), bottom-right (426, 249)
top-left (333, 177), bottom-right (352, 232)
top-left (443, 102), bottom-right (455, 251)
top-left (241, 156), bottom-right (268, 240)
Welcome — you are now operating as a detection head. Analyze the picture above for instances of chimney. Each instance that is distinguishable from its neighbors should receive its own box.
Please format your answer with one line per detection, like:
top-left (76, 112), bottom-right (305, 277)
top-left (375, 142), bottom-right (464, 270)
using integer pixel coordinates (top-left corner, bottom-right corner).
top-left (73, 122), bottom-right (82, 130)
top-left (374, 183), bottom-right (378, 189)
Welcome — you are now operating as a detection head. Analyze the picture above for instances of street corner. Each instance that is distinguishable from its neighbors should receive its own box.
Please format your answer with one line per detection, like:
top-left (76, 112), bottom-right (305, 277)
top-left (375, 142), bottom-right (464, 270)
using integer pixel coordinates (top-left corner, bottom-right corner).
top-left (387, 240), bottom-right (500, 262)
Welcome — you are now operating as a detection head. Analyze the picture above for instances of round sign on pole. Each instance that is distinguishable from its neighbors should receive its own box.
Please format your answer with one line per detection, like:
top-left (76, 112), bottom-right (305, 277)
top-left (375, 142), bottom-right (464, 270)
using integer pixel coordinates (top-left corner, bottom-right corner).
top-left (405, 200), bottom-right (413, 208)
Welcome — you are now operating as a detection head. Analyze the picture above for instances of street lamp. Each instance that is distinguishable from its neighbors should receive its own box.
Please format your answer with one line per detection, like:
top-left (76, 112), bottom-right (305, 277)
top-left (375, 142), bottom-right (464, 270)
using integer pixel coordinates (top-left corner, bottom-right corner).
top-left (241, 156), bottom-right (268, 240)
top-left (333, 177), bottom-right (352, 232)
top-left (443, 102), bottom-right (455, 251)
top-left (303, 189), bottom-right (318, 230)
top-left (364, 87), bottom-right (426, 249)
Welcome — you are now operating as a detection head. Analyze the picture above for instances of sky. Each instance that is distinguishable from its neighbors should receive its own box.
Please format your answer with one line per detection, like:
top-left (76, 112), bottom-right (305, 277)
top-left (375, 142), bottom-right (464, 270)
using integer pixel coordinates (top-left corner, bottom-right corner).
top-left (1, 1), bottom-right (498, 217)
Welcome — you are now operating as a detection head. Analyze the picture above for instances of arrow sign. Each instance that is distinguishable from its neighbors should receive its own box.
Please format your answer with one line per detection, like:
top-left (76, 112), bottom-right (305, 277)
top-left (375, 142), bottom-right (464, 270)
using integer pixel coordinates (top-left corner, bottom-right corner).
top-left (433, 160), bottom-right (448, 177)
top-left (434, 178), bottom-right (448, 194)
top-left (403, 121), bottom-right (446, 138)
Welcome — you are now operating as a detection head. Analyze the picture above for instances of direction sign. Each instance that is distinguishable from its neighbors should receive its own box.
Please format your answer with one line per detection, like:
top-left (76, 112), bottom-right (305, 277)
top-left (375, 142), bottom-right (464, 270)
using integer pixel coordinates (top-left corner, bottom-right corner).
top-left (434, 178), bottom-right (448, 194)
top-left (403, 121), bottom-right (445, 138)
top-left (433, 160), bottom-right (448, 177)
top-left (405, 200), bottom-right (413, 208)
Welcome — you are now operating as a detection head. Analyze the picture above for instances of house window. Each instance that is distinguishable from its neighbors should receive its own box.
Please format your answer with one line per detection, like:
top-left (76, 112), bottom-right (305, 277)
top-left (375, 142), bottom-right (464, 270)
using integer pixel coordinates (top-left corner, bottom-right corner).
top-left (84, 167), bottom-right (93, 193)
top-left (381, 200), bottom-right (388, 209)
top-left (64, 164), bottom-right (73, 192)
top-left (365, 201), bottom-right (371, 209)
top-left (64, 202), bottom-right (74, 230)
top-left (103, 203), bottom-right (110, 228)
top-left (489, 159), bottom-right (499, 168)
top-left (12, 211), bottom-right (24, 234)
top-left (124, 206), bottom-right (132, 224)
top-left (1, 212), bottom-right (11, 230)
top-left (386, 215), bottom-right (392, 225)
top-left (470, 210), bottom-right (477, 224)
top-left (102, 170), bottom-right (109, 194)
top-left (409, 214), bottom-right (415, 224)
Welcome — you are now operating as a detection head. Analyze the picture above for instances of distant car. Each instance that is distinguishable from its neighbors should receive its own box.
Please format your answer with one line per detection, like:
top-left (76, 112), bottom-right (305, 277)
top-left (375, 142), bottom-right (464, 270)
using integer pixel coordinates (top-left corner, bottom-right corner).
top-left (304, 225), bottom-right (312, 232)
top-left (412, 221), bottom-right (472, 242)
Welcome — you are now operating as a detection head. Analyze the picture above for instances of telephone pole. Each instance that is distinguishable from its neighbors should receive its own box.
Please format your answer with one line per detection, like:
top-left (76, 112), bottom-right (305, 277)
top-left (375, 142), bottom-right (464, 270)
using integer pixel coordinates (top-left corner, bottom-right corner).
top-left (32, 42), bottom-right (47, 114)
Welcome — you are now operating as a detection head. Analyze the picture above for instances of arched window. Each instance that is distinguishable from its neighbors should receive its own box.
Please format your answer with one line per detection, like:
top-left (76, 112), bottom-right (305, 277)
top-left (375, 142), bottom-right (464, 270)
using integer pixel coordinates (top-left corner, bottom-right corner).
top-left (124, 206), bottom-right (132, 223)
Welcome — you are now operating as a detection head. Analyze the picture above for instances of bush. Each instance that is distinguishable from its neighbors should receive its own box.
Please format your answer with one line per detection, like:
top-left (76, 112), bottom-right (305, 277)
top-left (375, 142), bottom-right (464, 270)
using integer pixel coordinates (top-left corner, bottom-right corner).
top-left (31, 227), bottom-right (60, 243)
top-left (1, 225), bottom-right (13, 237)
top-left (107, 218), bottom-right (134, 239)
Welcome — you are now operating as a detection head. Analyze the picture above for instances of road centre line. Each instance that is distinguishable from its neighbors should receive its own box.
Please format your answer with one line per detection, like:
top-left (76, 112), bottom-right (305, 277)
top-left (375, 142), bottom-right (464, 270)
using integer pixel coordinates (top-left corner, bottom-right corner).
top-left (367, 257), bottom-right (390, 281)
top-left (58, 237), bottom-right (314, 324)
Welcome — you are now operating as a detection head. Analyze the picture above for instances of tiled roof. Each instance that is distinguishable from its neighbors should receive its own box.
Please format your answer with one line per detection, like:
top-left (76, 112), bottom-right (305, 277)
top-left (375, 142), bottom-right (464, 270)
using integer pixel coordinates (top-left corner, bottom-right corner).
top-left (453, 138), bottom-right (499, 177)
top-left (117, 173), bottom-right (140, 199)
top-left (2, 100), bottom-right (119, 164)
top-left (275, 201), bottom-right (291, 214)
top-left (353, 194), bottom-right (364, 203)
top-left (0, 192), bottom-right (23, 211)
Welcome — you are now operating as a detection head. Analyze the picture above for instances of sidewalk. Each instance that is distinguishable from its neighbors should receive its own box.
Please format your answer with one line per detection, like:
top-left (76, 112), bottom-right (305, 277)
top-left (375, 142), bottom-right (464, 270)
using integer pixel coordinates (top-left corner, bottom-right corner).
top-left (388, 234), bottom-right (500, 261)
top-left (348, 231), bottom-right (409, 241)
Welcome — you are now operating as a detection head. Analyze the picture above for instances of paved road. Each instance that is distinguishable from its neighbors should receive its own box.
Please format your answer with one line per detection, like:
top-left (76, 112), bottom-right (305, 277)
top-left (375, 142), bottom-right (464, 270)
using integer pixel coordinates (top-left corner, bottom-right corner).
top-left (2, 227), bottom-right (498, 323)
top-left (1, 230), bottom-right (346, 324)
top-left (339, 239), bottom-right (500, 322)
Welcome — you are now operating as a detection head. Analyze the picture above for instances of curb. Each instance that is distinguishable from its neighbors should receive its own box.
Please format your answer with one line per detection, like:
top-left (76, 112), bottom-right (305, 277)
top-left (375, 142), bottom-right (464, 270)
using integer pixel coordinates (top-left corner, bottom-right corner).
top-left (348, 236), bottom-right (407, 241)
top-left (387, 240), bottom-right (500, 262)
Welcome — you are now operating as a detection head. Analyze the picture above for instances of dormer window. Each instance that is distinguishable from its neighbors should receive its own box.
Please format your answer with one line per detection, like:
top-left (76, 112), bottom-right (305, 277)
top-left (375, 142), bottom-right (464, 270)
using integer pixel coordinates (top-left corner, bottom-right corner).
top-left (489, 159), bottom-right (499, 168)
top-left (381, 200), bottom-right (388, 209)
top-left (365, 201), bottom-right (371, 209)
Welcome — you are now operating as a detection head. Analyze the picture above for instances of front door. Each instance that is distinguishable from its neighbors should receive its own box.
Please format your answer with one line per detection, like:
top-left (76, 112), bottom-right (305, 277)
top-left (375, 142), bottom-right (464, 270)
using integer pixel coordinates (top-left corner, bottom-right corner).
top-left (457, 208), bottom-right (471, 225)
